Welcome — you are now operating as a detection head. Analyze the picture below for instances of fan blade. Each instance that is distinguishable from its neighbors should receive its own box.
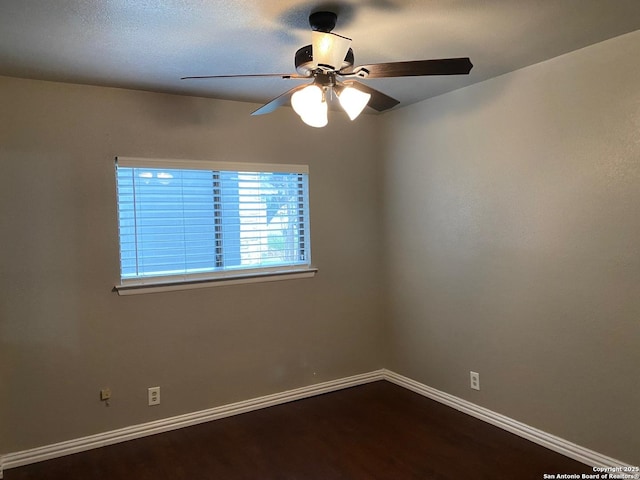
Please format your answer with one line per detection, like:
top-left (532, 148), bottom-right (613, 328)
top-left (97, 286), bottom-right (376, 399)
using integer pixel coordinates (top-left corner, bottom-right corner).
top-left (344, 81), bottom-right (400, 112)
top-left (342, 57), bottom-right (473, 78)
top-left (251, 84), bottom-right (310, 116)
top-left (181, 73), bottom-right (309, 80)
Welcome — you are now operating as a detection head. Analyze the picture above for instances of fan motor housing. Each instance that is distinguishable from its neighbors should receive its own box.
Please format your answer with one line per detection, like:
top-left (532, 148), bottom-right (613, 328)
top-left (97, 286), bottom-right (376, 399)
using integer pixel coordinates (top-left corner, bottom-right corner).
top-left (309, 11), bottom-right (337, 32)
top-left (295, 45), bottom-right (354, 75)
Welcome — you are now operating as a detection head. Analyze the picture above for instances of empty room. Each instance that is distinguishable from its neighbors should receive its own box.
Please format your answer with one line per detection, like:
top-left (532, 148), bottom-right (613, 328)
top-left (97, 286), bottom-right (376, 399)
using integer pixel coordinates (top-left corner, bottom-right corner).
top-left (0, 1), bottom-right (638, 479)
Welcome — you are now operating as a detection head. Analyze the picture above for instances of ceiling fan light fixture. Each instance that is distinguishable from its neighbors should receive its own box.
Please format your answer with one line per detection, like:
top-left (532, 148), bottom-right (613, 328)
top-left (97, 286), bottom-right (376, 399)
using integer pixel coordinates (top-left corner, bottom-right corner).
top-left (291, 84), bottom-right (327, 128)
top-left (300, 101), bottom-right (328, 128)
top-left (338, 86), bottom-right (371, 120)
top-left (185, 11), bottom-right (472, 124)
top-left (291, 84), bottom-right (322, 115)
top-left (311, 31), bottom-right (352, 70)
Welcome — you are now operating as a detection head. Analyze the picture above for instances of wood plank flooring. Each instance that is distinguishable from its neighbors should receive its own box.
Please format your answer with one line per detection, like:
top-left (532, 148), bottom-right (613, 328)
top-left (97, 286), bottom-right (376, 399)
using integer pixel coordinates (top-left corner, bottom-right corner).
top-left (6, 381), bottom-right (594, 479)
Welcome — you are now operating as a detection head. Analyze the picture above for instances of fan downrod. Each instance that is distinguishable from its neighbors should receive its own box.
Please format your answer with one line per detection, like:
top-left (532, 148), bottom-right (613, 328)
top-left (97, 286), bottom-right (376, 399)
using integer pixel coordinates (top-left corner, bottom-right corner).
top-left (309, 11), bottom-right (337, 32)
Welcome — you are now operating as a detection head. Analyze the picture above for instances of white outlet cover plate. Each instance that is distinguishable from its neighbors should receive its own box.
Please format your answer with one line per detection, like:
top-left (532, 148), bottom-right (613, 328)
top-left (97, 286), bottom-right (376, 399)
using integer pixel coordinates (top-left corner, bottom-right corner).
top-left (148, 387), bottom-right (160, 406)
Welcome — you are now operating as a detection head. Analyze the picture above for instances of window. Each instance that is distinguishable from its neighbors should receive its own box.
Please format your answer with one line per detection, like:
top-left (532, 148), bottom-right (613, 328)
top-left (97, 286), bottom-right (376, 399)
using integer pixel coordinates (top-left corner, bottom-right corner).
top-left (114, 157), bottom-right (314, 294)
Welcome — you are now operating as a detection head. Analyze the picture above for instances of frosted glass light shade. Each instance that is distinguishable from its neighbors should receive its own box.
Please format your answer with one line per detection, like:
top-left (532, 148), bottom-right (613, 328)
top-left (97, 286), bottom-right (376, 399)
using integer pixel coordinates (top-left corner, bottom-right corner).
top-left (291, 85), bottom-right (323, 117)
top-left (338, 86), bottom-right (371, 120)
top-left (300, 101), bottom-right (328, 128)
top-left (312, 31), bottom-right (352, 70)
top-left (291, 84), bottom-right (328, 128)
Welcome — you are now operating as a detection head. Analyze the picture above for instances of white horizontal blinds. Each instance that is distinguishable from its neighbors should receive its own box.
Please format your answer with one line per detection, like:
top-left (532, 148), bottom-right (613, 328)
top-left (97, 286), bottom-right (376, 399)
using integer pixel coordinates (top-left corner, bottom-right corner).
top-left (115, 158), bottom-right (310, 282)
top-left (217, 171), bottom-right (309, 270)
top-left (117, 167), bottom-right (219, 279)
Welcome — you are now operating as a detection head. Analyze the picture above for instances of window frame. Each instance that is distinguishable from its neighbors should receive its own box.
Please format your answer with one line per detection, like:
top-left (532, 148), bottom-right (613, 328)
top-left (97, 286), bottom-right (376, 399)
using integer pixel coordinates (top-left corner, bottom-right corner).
top-left (113, 157), bottom-right (316, 295)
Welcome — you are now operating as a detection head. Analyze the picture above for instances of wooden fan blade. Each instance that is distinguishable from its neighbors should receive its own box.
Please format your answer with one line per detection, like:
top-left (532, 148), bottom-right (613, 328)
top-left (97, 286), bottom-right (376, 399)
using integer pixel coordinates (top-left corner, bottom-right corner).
top-left (342, 57), bottom-right (473, 78)
top-left (181, 73), bottom-right (310, 80)
top-left (251, 84), bottom-right (310, 116)
top-left (344, 81), bottom-right (400, 112)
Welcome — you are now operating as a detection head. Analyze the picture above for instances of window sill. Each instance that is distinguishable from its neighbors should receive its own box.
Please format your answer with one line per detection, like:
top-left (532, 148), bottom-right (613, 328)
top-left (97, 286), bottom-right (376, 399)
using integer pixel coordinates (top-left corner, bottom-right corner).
top-left (114, 268), bottom-right (318, 296)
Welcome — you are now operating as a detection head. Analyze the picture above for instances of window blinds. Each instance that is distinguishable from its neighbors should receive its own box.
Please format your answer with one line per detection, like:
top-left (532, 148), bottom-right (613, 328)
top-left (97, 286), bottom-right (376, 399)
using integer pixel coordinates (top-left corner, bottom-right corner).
top-left (115, 157), bottom-right (311, 285)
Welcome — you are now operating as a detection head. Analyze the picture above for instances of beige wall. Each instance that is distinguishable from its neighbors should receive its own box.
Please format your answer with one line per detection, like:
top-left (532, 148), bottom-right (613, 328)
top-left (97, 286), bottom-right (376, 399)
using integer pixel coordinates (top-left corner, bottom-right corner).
top-left (2, 29), bottom-right (639, 466)
top-left (382, 30), bottom-right (640, 464)
top-left (0, 77), bottom-right (386, 452)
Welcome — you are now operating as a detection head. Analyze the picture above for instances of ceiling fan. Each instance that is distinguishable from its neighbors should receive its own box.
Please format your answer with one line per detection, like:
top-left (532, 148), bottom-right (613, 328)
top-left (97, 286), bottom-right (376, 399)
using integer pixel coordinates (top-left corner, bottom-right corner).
top-left (182, 11), bottom-right (473, 127)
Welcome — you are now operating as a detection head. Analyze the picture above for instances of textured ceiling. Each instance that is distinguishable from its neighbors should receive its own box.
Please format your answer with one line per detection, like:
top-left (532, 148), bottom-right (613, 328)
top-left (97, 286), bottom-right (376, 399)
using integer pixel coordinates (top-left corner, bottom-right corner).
top-left (1, 0), bottom-right (639, 112)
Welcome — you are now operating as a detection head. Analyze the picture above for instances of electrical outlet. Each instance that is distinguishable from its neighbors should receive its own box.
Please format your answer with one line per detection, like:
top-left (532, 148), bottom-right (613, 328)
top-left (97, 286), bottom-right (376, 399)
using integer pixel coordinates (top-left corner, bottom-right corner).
top-left (148, 386), bottom-right (160, 406)
top-left (100, 388), bottom-right (111, 401)
top-left (470, 371), bottom-right (480, 391)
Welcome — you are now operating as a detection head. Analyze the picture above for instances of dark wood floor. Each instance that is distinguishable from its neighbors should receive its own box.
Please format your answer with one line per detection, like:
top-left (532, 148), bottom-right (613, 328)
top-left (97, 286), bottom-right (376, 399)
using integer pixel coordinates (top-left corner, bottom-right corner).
top-left (7, 381), bottom-right (593, 480)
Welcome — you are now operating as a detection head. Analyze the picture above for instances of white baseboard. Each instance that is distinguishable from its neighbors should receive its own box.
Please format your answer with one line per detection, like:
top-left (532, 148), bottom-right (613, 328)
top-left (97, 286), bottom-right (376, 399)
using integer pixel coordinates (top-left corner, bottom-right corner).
top-left (1, 369), bottom-right (633, 476)
top-left (382, 369), bottom-right (633, 470)
top-left (0, 370), bottom-right (385, 473)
